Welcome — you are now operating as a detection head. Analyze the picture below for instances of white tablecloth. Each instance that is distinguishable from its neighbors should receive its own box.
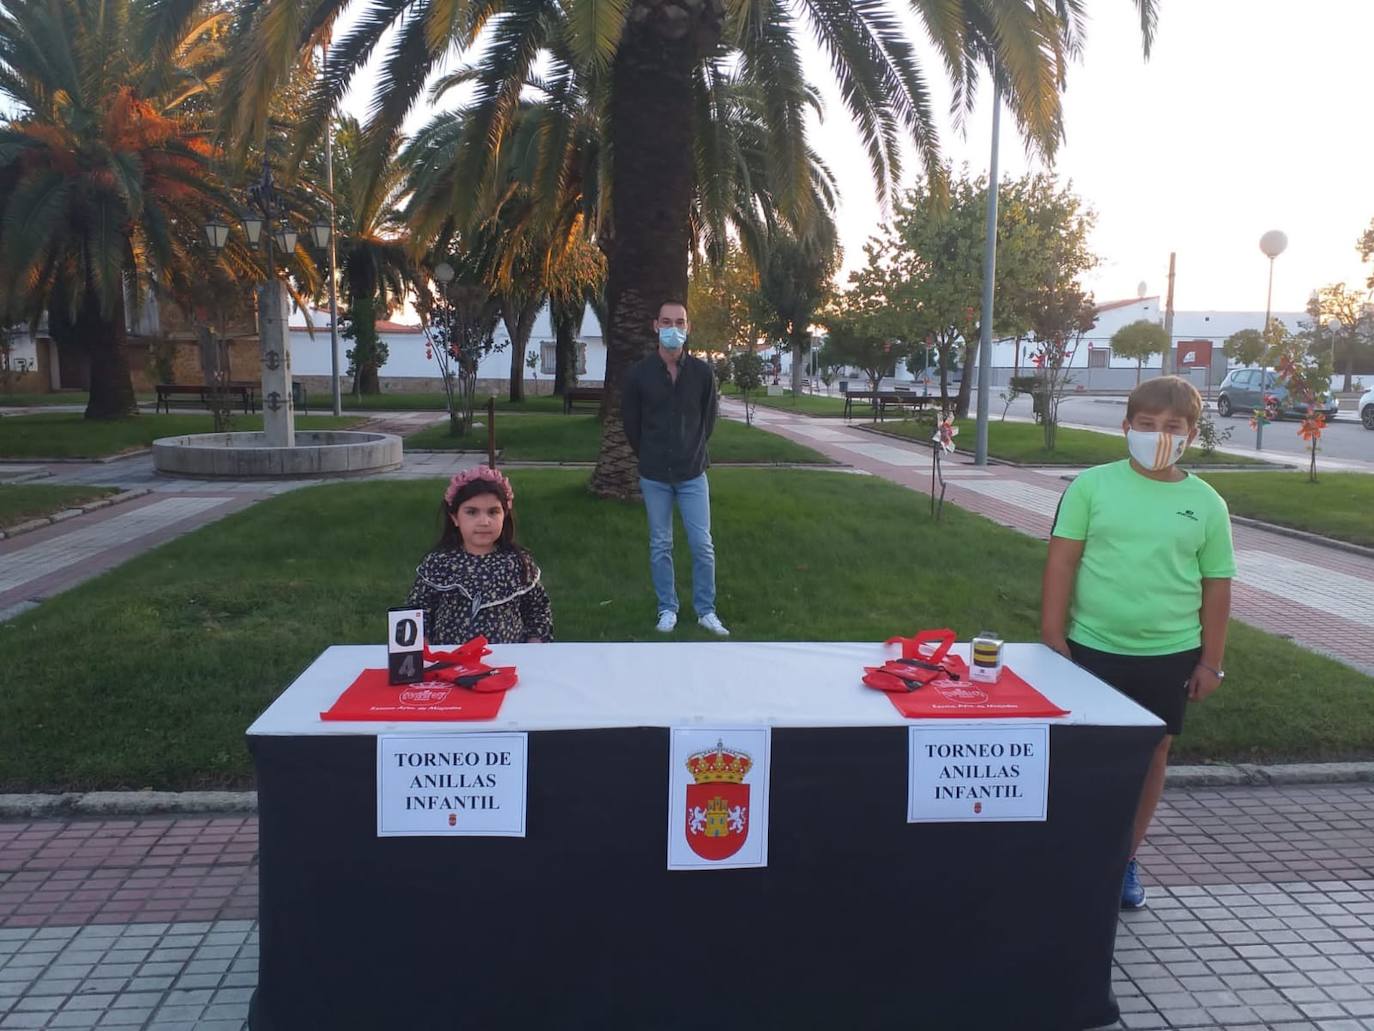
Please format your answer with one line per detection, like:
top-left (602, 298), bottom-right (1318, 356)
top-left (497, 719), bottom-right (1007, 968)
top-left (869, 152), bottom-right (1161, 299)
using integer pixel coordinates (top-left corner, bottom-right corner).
top-left (247, 640), bottom-right (1163, 736)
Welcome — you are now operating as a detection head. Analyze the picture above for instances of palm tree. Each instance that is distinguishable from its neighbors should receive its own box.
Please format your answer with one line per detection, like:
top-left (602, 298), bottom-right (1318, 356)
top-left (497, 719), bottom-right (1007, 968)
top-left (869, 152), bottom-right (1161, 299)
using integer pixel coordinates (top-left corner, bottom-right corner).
top-left (0, 0), bottom-right (235, 418)
top-left (228, 0), bottom-right (1157, 494)
top-left (404, 51), bottom-right (834, 405)
top-left (302, 116), bottom-right (412, 394)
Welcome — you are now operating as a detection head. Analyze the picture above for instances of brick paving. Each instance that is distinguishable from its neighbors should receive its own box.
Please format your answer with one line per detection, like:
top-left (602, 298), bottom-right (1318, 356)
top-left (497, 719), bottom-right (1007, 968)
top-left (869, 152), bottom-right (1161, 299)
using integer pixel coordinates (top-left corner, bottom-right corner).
top-left (737, 402), bottom-right (1374, 675)
top-left (0, 784), bottom-right (1370, 1029)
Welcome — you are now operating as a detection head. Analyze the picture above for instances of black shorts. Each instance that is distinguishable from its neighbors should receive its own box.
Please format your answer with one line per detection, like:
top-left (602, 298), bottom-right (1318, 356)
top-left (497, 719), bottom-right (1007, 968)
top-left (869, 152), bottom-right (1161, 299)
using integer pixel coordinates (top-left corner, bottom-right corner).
top-left (1068, 640), bottom-right (1202, 736)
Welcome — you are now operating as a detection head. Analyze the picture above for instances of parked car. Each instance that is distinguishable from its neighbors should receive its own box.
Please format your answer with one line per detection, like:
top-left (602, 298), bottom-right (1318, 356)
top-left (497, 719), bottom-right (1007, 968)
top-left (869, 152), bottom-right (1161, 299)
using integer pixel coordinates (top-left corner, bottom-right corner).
top-left (1360, 386), bottom-right (1374, 430)
top-left (1215, 368), bottom-right (1340, 420)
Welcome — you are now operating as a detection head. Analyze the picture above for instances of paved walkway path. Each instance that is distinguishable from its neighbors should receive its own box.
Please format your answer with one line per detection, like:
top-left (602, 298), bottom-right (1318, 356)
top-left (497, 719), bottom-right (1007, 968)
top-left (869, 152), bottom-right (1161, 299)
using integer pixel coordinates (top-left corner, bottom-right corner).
top-left (0, 783), bottom-right (1370, 1029)
top-left (728, 401), bottom-right (1374, 675)
top-left (0, 413), bottom-right (471, 623)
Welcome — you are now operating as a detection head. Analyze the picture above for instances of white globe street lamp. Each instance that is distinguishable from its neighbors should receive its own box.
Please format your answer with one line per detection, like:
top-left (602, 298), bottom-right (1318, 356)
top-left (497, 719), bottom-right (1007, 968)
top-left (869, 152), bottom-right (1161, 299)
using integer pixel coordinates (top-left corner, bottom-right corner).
top-left (1259, 230), bottom-right (1288, 334)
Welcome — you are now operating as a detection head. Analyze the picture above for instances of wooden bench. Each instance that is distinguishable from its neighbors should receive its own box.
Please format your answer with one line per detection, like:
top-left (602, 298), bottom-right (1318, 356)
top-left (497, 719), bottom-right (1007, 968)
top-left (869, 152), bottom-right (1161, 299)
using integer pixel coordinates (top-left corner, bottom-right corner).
top-left (842, 389), bottom-right (943, 422)
top-left (154, 382), bottom-right (307, 415)
top-left (563, 386), bottom-right (604, 414)
top-left (155, 383), bottom-right (253, 415)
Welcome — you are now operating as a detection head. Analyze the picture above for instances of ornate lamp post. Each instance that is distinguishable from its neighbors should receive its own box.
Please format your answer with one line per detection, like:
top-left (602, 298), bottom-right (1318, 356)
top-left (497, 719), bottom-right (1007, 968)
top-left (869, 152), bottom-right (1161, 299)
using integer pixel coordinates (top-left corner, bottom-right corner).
top-left (204, 159), bottom-right (301, 447)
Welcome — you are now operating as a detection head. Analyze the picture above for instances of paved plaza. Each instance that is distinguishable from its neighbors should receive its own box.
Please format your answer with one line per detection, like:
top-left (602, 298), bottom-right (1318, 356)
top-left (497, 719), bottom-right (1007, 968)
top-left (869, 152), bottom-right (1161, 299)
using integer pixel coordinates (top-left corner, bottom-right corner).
top-left (0, 784), bottom-right (1370, 1029)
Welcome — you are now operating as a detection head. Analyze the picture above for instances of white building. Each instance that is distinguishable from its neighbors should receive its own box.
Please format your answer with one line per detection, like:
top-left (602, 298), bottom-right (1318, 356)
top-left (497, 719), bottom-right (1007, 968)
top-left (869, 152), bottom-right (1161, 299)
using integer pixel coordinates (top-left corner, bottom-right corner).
top-left (287, 303), bottom-right (607, 393)
top-left (793, 297), bottom-right (1308, 394)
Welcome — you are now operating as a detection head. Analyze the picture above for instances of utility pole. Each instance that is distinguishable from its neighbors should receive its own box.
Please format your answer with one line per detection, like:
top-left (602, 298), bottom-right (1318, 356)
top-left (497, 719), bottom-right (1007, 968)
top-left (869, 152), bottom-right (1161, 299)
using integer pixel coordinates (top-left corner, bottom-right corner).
top-left (323, 40), bottom-right (342, 417)
top-left (1161, 252), bottom-right (1176, 377)
top-left (974, 64), bottom-right (1000, 467)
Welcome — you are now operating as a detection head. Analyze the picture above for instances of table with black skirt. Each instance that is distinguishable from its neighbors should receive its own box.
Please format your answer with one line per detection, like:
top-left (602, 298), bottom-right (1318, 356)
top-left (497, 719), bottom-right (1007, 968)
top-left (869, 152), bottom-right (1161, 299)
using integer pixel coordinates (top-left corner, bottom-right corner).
top-left (246, 640), bottom-right (1163, 1031)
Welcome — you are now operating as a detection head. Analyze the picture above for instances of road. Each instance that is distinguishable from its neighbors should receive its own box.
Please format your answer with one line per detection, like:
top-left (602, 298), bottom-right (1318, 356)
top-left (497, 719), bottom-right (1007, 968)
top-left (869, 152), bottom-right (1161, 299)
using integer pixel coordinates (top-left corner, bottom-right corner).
top-left (996, 394), bottom-right (1374, 464)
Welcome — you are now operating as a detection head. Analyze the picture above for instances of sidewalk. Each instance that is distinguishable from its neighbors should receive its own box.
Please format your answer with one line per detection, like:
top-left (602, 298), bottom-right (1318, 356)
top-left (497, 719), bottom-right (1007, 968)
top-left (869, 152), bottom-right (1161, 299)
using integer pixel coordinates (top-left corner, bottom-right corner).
top-left (728, 401), bottom-right (1374, 675)
top-left (1, 783), bottom-right (1371, 1029)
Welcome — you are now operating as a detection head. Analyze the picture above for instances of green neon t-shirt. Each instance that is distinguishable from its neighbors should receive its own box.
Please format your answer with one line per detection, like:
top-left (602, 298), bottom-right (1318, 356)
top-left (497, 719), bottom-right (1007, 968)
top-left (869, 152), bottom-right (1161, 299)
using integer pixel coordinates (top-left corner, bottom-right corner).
top-left (1052, 459), bottom-right (1236, 656)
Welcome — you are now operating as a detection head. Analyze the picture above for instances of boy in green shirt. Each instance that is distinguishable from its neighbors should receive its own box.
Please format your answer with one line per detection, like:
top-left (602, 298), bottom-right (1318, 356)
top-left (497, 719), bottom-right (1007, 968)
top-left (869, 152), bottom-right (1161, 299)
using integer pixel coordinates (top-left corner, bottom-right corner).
top-left (1041, 376), bottom-right (1235, 909)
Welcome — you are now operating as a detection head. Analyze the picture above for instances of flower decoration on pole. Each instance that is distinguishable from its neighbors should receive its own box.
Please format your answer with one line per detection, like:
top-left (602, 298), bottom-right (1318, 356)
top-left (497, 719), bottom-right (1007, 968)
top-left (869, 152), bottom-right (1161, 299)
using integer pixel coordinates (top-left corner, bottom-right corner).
top-left (932, 415), bottom-right (958, 454)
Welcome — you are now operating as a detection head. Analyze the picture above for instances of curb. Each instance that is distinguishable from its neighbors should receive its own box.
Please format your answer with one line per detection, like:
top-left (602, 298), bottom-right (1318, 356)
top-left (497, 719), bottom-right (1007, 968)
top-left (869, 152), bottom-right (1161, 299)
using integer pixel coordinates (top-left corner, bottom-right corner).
top-left (0, 449), bottom-right (152, 465)
top-left (0, 488), bottom-right (151, 540)
top-left (0, 791), bottom-right (257, 818)
top-left (1227, 515), bottom-right (1374, 560)
top-left (3, 763), bottom-right (1373, 818)
top-left (1166, 762), bottom-right (1374, 787)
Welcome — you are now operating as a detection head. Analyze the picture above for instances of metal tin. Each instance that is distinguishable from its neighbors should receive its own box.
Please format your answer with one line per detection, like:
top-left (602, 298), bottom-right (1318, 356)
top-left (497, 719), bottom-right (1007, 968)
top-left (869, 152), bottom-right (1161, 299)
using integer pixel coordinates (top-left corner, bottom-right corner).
top-left (970, 631), bottom-right (1004, 684)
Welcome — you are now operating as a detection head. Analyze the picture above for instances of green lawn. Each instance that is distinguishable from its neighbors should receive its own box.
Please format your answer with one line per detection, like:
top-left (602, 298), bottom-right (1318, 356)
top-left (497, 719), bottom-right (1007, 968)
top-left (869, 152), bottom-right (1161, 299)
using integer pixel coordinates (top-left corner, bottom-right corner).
top-left (0, 484), bottom-right (120, 529)
top-left (0, 391), bottom-right (90, 407)
top-left (406, 414), bottom-right (831, 464)
top-left (1198, 472), bottom-right (1374, 548)
top-left (338, 392), bottom-right (567, 413)
top-left (0, 413), bottom-right (365, 459)
top-left (875, 418), bottom-right (1269, 467)
top-left (721, 385), bottom-right (848, 417)
top-left (0, 468), bottom-right (1369, 790)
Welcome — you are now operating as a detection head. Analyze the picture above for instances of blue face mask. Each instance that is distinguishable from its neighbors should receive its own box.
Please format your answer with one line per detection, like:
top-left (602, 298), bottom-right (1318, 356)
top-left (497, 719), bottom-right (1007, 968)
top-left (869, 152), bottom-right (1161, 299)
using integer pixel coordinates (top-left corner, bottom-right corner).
top-left (658, 326), bottom-right (687, 351)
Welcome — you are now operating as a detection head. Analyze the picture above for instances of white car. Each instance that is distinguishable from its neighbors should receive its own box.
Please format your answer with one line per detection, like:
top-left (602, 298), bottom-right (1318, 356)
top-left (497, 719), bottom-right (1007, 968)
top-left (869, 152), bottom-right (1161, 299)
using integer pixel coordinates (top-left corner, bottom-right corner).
top-left (1361, 386), bottom-right (1374, 430)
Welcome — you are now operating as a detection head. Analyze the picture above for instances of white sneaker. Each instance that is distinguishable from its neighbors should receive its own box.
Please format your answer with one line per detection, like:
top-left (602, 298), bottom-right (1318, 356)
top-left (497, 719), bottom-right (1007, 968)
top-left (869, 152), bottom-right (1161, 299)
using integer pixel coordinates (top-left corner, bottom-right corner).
top-left (697, 612), bottom-right (730, 637)
top-left (655, 611), bottom-right (678, 633)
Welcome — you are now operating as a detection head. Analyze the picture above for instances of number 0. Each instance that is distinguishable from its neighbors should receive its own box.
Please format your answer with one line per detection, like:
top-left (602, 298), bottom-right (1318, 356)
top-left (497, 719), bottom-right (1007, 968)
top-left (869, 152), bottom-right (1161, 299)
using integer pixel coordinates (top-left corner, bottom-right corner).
top-left (395, 618), bottom-right (418, 648)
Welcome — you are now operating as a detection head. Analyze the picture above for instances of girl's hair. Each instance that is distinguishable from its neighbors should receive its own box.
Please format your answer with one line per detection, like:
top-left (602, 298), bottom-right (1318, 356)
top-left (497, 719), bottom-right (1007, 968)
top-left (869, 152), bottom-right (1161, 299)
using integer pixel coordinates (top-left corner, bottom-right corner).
top-left (436, 479), bottom-right (521, 553)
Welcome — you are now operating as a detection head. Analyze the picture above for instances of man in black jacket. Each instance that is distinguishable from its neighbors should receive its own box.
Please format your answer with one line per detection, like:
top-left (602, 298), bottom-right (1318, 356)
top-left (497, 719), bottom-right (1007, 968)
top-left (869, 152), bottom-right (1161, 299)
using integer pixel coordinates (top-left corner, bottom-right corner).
top-left (622, 300), bottom-right (729, 636)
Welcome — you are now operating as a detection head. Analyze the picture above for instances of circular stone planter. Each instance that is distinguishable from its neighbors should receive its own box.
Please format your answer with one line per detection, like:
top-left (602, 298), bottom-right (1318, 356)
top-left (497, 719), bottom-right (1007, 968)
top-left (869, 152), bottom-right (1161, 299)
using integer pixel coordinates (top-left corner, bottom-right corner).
top-left (152, 431), bottom-right (403, 479)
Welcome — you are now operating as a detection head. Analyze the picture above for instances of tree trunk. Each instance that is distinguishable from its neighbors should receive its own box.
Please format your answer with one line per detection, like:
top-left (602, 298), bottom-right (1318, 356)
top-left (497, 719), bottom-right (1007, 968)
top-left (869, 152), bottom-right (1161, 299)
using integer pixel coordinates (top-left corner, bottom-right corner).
top-left (954, 341), bottom-right (974, 419)
top-left (503, 294), bottom-right (543, 403)
top-left (82, 287), bottom-right (137, 420)
top-left (1343, 356), bottom-right (1353, 394)
top-left (1137, 358), bottom-right (1143, 385)
top-left (552, 300), bottom-right (581, 396)
top-left (591, 2), bottom-right (707, 498)
top-left (790, 332), bottom-right (805, 395)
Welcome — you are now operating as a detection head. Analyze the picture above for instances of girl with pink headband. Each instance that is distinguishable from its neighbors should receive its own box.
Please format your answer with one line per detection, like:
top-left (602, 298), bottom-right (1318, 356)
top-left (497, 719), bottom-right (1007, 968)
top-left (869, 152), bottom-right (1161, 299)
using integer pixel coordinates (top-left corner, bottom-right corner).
top-left (403, 466), bottom-right (553, 645)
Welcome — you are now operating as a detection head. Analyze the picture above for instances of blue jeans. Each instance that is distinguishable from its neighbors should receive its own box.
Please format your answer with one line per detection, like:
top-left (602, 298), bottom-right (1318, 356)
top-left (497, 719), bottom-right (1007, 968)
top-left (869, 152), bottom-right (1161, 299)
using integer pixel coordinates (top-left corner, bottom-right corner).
top-left (640, 474), bottom-right (716, 617)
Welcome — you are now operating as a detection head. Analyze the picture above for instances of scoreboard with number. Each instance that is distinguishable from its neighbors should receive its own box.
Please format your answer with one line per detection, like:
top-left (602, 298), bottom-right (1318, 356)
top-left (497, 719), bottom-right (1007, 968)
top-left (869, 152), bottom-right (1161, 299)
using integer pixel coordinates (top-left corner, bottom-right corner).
top-left (387, 607), bottom-right (425, 684)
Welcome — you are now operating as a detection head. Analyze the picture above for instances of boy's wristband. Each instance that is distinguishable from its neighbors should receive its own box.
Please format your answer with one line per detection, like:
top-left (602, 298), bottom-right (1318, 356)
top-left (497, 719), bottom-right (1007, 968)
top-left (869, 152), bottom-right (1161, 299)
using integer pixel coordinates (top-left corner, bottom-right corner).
top-left (1195, 662), bottom-right (1225, 680)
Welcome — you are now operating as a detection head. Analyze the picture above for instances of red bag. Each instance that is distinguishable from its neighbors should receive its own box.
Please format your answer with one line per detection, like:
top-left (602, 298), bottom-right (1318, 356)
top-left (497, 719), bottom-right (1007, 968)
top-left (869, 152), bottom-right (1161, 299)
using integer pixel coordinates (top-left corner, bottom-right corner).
top-left (864, 628), bottom-right (968, 693)
top-left (421, 636), bottom-right (518, 694)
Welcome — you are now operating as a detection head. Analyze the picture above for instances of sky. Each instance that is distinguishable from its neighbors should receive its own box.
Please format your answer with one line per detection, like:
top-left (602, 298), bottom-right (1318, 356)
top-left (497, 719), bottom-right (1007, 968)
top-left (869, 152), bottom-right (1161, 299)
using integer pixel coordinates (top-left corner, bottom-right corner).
top-left (328, 1), bottom-right (1374, 314)
top-left (799, 1), bottom-right (1374, 312)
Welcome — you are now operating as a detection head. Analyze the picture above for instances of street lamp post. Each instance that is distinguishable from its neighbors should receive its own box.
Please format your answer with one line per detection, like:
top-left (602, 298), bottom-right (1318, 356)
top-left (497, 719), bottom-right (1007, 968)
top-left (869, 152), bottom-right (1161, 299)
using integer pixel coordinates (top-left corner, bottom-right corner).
top-left (974, 62), bottom-right (1001, 467)
top-left (205, 158), bottom-right (298, 447)
top-left (1260, 230), bottom-right (1287, 330)
top-left (1255, 230), bottom-right (1288, 451)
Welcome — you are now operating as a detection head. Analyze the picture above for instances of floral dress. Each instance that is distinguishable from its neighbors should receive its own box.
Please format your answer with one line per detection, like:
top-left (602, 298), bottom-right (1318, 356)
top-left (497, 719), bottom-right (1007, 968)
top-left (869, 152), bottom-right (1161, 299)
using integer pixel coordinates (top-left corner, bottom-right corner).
top-left (404, 547), bottom-right (554, 645)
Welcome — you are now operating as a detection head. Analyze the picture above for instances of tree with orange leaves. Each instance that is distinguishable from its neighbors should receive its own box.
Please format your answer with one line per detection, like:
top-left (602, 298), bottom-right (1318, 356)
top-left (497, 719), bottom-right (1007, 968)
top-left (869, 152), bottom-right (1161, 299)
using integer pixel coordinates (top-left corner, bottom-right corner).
top-left (0, 0), bottom-right (237, 418)
top-left (1272, 344), bottom-right (1334, 483)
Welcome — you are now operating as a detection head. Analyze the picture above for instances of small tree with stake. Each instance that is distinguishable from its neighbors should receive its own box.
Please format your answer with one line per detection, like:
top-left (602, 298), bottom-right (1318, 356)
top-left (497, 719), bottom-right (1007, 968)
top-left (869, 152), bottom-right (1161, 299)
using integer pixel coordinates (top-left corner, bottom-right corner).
top-left (730, 351), bottom-right (765, 427)
top-left (422, 261), bottom-right (500, 436)
top-left (1272, 342), bottom-right (1332, 483)
top-left (1027, 279), bottom-right (1097, 452)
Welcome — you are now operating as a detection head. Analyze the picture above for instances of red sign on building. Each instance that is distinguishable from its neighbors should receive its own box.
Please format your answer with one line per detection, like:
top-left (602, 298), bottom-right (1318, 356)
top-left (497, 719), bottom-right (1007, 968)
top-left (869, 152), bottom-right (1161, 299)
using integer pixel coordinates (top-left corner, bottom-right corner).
top-left (1176, 340), bottom-right (1213, 368)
